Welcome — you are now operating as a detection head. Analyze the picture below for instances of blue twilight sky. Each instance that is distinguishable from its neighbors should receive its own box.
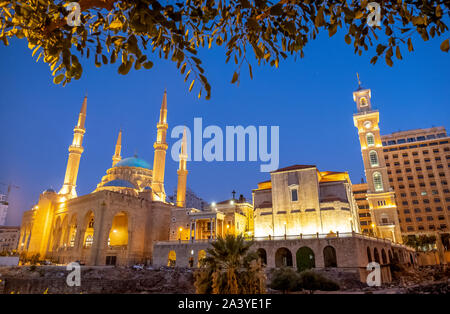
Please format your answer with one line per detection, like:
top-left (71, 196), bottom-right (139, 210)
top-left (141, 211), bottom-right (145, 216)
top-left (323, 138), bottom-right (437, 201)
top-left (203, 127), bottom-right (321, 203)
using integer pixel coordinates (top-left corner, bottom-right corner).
top-left (0, 28), bottom-right (449, 226)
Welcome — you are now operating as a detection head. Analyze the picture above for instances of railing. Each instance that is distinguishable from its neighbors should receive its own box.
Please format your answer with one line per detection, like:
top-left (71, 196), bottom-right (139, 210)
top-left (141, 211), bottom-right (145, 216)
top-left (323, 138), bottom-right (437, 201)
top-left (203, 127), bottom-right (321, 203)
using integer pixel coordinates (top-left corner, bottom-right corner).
top-left (154, 231), bottom-right (405, 246)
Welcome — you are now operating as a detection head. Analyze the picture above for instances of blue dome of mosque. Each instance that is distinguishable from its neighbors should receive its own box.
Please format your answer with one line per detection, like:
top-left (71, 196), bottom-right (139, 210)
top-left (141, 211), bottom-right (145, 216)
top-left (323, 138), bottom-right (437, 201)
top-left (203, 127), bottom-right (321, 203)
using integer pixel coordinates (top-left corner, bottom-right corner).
top-left (113, 156), bottom-right (151, 169)
top-left (103, 179), bottom-right (136, 188)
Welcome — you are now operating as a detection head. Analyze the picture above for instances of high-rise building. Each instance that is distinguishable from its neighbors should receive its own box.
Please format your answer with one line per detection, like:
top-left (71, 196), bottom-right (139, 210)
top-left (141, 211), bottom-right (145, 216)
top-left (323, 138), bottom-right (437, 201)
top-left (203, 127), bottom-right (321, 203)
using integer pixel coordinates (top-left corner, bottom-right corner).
top-left (0, 226), bottom-right (20, 251)
top-left (0, 194), bottom-right (8, 226)
top-left (352, 182), bottom-right (374, 235)
top-left (353, 78), bottom-right (450, 240)
top-left (381, 127), bottom-right (450, 235)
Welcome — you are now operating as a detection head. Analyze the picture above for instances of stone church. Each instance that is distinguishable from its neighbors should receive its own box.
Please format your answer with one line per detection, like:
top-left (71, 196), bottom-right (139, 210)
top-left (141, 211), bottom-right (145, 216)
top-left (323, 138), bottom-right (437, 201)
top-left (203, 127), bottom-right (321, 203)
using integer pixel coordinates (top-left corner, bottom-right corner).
top-left (18, 91), bottom-right (189, 266)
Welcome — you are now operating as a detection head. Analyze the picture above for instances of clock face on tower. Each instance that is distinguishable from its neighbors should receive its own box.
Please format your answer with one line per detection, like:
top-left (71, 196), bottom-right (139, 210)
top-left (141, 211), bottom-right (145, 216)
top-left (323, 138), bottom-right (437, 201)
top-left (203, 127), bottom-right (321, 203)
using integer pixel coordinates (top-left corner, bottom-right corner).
top-left (364, 121), bottom-right (372, 129)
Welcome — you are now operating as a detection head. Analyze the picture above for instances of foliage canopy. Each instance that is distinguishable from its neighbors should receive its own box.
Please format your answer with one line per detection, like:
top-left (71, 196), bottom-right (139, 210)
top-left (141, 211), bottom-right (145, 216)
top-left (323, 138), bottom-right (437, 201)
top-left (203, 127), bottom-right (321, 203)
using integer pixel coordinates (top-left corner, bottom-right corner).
top-left (1, 0), bottom-right (449, 99)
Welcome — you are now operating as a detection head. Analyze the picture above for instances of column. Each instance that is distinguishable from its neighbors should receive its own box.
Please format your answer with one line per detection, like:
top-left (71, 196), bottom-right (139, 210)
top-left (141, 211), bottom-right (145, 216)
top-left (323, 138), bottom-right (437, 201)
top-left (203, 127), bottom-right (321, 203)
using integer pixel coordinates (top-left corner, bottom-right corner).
top-left (210, 218), bottom-right (213, 240)
top-left (194, 219), bottom-right (197, 242)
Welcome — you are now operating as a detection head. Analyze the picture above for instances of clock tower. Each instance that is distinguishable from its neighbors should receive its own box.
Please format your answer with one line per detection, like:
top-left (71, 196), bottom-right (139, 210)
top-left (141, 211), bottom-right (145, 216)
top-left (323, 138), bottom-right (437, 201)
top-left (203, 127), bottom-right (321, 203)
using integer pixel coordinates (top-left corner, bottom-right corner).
top-left (353, 76), bottom-right (402, 243)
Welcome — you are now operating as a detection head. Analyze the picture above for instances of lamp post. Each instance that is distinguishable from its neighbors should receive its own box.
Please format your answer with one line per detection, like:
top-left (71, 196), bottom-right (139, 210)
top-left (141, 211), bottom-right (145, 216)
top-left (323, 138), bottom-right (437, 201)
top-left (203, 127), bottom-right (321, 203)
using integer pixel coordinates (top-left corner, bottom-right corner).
top-left (284, 222), bottom-right (287, 240)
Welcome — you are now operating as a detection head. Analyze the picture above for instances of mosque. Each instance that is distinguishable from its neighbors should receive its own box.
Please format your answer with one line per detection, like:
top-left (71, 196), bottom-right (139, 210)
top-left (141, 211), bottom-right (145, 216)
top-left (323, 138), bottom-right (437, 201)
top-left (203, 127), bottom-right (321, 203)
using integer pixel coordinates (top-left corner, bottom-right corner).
top-left (18, 91), bottom-right (189, 266)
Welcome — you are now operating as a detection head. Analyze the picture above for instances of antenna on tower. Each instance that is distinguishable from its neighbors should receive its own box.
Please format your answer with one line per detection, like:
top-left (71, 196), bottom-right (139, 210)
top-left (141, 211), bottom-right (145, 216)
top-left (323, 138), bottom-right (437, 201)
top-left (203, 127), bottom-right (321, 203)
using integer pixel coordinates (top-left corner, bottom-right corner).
top-left (357, 73), bottom-right (362, 88)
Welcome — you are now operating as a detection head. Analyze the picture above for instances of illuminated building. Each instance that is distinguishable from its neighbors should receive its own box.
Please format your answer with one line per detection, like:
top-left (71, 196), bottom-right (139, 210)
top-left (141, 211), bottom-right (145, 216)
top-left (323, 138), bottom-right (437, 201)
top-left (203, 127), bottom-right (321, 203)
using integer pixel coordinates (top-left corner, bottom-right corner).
top-left (252, 165), bottom-right (360, 237)
top-left (353, 78), bottom-right (450, 240)
top-left (353, 81), bottom-right (402, 243)
top-left (380, 127), bottom-right (450, 235)
top-left (0, 226), bottom-right (20, 251)
top-left (18, 91), bottom-right (189, 265)
top-left (352, 182), bottom-right (374, 235)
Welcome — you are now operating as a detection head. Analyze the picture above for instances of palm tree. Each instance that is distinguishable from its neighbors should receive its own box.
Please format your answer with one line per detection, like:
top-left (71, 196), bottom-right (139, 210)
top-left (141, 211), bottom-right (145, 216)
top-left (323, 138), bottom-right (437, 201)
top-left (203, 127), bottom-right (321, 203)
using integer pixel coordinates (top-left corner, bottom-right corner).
top-left (194, 234), bottom-right (266, 294)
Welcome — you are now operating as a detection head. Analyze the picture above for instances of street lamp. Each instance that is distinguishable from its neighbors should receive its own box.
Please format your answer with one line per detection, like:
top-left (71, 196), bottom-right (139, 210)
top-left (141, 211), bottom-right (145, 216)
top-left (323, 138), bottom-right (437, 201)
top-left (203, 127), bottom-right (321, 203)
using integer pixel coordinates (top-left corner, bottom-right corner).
top-left (284, 222), bottom-right (287, 239)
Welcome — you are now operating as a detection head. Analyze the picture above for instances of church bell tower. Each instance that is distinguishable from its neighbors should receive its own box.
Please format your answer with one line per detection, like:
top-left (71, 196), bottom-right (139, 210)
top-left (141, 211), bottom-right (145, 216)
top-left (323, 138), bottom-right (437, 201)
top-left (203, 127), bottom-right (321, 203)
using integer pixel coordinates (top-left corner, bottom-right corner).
top-left (352, 75), bottom-right (402, 243)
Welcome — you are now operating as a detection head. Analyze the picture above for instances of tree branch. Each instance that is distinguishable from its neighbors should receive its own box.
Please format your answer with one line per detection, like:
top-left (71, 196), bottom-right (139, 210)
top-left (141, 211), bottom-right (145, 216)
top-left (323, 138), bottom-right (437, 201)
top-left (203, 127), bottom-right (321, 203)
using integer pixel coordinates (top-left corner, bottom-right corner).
top-left (43, 0), bottom-right (118, 35)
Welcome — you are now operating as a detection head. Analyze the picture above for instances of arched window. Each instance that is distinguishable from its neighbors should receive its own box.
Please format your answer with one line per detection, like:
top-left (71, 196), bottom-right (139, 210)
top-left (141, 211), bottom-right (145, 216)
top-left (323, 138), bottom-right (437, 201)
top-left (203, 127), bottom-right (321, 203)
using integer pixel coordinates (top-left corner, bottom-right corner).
top-left (323, 246), bottom-right (337, 268)
top-left (84, 235), bottom-right (93, 247)
top-left (374, 248), bottom-right (380, 263)
top-left (369, 150), bottom-right (379, 167)
top-left (366, 133), bottom-right (375, 146)
top-left (257, 248), bottom-right (267, 266)
top-left (373, 172), bottom-right (383, 192)
top-left (367, 247), bottom-right (372, 263)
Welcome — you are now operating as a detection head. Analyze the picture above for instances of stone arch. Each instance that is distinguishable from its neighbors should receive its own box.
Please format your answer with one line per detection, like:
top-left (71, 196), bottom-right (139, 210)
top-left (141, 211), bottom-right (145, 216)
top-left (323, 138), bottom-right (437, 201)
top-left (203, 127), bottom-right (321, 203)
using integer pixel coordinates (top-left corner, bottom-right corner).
top-left (82, 211), bottom-right (95, 248)
top-left (367, 246), bottom-right (372, 263)
top-left (168, 250), bottom-right (176, 267)
top-left (275, 247), bottom-right (293, 267)
top-left (323, 245), bottom-right (337, 267)
top-left (108, 211), bottom-right (129, 246)
top-left (59, 215), bottom-right (69, 248)
top-left (393, 251), bottom-right (399, 263)
top-left (296, 246), bottom-right (315, 271)
top-left (65, 214), bottom-right (77, 248)
top-left (381, 249), bottom-right (387, 264)
top-left (374, 248), bottom-right (380, 263)
top-left (51, 216), bottom-right (62, 251)
top-left (257, 248), bottom-right (267, 266)
top-left (198, 250), bottom-right (207, 267)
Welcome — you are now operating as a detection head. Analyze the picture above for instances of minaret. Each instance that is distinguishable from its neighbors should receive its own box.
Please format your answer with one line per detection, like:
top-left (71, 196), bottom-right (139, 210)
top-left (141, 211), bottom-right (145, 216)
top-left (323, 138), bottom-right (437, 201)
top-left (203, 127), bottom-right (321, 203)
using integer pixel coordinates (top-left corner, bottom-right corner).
top-left (59, 95), bottom-right (87, 199)
top-left (352, 75), bottom-right (402, 243)
top-left (176, 128), bottom-right (188, 207)
top-left (151, 90), bottom-right (168, 201)
top-left (112, 129), bottom-right (122, 166)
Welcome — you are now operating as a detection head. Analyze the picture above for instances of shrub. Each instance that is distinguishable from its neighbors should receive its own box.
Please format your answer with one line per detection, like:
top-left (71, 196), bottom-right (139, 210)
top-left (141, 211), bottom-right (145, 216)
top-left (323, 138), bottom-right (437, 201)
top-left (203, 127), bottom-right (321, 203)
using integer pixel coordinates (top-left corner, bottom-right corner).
top-left (298, 270), bottom-right (340, 293)
top-left (269, 267), bottom-right (301, 294)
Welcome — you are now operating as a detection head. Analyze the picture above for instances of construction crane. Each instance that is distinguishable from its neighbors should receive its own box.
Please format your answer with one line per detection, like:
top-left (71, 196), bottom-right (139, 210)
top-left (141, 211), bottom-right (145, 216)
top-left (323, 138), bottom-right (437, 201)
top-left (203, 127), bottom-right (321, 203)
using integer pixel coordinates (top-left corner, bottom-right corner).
top-left (0, 182), bottom-right (20, 203)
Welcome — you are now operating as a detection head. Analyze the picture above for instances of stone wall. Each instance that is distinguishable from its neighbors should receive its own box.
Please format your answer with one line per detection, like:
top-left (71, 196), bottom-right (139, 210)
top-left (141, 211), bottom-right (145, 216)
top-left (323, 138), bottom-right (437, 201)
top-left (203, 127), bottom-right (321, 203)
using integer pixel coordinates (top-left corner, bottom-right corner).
top-left (0, 266), bottom-right (195, 294)
top-left (153, 234), bottom-right (416, 283)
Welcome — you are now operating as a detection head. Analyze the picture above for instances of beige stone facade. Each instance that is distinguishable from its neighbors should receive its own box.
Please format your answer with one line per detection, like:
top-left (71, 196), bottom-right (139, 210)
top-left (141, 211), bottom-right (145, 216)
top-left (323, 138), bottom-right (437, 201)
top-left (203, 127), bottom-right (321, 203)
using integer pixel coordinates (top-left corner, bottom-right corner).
top-left (0, 226), bottom-right (20, 252)
top-left (353, 85), bottom-right (402, 243)
top-left (252, 165), bottom-right (360, 238)
top-left (153, 233), bottom-right (416, 283)
top-left (18, 91), bottom-right (189, 266)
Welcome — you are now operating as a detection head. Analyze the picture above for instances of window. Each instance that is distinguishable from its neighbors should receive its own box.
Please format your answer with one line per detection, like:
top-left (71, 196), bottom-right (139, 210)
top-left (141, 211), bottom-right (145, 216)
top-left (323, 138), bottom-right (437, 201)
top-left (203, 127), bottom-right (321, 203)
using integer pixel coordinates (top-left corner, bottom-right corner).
top-left (366, 133), bottom-right (375, 146)
top-left (291, 188), bottom-right (298, 202)
top-left (369, 151), bottom-right (379, 167)
top-left (360, 97), bottom-right (368, 107)
top-left (373, 172), bottom-right (383, 192)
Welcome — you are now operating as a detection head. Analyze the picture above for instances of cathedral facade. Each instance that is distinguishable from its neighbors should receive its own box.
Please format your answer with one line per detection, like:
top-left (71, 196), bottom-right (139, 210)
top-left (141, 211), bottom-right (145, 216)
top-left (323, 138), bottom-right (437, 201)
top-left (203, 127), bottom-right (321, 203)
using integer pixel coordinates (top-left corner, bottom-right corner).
top-left (18, 91), bottom-right (189, 266)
